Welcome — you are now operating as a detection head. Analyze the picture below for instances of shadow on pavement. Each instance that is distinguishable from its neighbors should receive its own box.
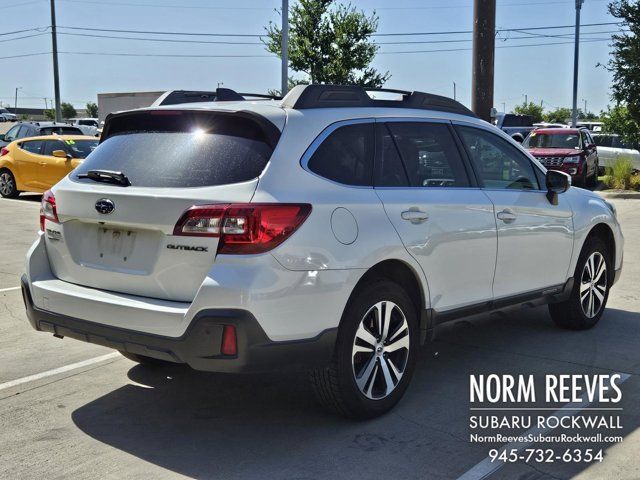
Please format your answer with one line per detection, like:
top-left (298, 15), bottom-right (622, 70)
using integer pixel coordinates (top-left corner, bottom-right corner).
top-left (71, 306), bottom-right (640, 480)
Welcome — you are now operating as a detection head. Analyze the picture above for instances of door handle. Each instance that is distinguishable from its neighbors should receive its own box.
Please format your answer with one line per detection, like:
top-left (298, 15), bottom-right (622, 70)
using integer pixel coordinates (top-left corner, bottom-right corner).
top-left (497, 209), bottom-right (517, 223)
top-left (401, 209), bottom-right (429, 224)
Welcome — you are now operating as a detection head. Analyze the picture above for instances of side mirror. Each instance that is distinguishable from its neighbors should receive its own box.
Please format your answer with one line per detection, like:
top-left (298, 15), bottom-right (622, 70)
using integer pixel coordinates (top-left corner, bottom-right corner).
top-left (52, 149), bottom-right (71, 159)
top-left (587, 143), bottom-right (596, 150)
top-left (546, 170), bottom-right (571, 205)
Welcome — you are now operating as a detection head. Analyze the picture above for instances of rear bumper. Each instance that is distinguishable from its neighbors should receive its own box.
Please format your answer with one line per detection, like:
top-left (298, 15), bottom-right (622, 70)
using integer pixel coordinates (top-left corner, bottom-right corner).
top-left (21, 275), bottom-right (336, 373)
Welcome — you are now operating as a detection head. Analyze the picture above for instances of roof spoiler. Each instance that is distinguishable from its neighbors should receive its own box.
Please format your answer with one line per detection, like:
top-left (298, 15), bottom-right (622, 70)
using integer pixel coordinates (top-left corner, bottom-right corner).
top-left (152, 88), bottom-right (282, 106)
top-left (281, 84), bottom-right (477, 117)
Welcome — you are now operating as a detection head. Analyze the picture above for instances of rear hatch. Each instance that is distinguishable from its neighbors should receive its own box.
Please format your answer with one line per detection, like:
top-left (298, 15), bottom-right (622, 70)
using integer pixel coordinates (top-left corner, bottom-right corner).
top-left (44, 108), bottom-right (283, 302)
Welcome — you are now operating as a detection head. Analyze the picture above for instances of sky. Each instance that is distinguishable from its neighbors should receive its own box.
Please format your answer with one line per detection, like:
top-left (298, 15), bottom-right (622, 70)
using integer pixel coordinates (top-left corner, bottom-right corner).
top-left (0, 0), bottom-right (622, 115)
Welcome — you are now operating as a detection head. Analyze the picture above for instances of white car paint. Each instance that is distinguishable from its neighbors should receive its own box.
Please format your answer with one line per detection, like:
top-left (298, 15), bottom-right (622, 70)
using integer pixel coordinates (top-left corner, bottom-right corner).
top-left (593, 134), bottom-right (640, 171)
top-left (24, 94), bottom-right (624, 346)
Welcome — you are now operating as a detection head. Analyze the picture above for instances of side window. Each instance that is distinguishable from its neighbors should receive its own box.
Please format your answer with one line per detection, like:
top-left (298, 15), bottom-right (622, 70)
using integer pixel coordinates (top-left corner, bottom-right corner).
top-left (19, 141), bottom-right (43, 154)
top-left (385, 122), bottom-right (470, 188)
top-left (16, 125), bottom-right (31, 139)
top-left (457, 126), bottom-right (540, 190)
top-left (375, 123), bottom-right (409, 187)
top-left (307, 123), bottom-right (374, 186)
top-left (4, 125), bottom-right (20, 141)
top-left (42, 140), bottom-right (64, 156)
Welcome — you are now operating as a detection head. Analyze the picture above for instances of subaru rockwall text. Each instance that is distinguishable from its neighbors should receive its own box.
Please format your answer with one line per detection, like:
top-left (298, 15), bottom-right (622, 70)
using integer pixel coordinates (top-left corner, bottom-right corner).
top-left (22, 85), bottom-right (623, 419)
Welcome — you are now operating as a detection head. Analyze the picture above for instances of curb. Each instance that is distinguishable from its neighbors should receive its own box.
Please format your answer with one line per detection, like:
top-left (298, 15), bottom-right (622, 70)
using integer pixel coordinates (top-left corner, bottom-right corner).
top-left (596, 191), bottom-right (640, 199)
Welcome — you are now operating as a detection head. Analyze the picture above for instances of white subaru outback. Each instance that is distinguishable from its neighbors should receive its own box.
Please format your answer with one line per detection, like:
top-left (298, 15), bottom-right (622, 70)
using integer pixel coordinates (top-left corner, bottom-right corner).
top-left (22, 85), bottom-right (623, 419)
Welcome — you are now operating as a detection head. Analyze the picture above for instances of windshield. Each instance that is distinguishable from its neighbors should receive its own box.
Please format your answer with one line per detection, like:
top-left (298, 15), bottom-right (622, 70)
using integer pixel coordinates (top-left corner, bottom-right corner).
top-left (66, 139), bottom-right (99, 159)
top-left (524, 133), bottom-right (580, 149)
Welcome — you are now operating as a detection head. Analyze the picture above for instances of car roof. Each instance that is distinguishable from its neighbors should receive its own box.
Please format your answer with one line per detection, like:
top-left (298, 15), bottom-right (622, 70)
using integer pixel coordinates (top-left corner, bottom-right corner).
top-left (533, 128), bottom-right (584, 134)
top-left (16, 135), bottom-right (98, 142)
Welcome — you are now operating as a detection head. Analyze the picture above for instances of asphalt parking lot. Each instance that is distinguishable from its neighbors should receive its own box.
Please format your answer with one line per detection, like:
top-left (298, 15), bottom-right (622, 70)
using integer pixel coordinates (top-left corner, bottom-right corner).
top-left (0, 194), bottom-right (638, 480)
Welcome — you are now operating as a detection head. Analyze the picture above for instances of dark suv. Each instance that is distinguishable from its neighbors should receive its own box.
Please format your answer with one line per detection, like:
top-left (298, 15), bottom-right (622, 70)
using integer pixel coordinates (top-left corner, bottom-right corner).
top-left (0, 122), bottom-right (83, 147)
top-left (523, 128), bottom-right (599, 187)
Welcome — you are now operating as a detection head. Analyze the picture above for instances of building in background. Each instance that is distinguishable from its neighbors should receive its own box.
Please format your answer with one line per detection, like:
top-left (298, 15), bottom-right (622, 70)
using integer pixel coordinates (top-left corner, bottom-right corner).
top-left (97, 91), bottom-right (165, 122)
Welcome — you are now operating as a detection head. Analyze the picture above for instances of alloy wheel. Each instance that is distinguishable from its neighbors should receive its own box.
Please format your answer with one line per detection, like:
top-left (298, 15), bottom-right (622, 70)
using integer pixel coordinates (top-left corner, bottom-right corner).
top-left (580, 252), bottom-right (607, 318)
top-left (0, 172), bottom-right (14, 197)
top-left (352, 300), bottom-right (410, 400)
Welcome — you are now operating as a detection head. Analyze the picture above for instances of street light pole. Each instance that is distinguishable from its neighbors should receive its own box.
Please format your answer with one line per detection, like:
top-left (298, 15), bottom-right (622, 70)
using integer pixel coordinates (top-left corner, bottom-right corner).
top-left (281, 0), bottom-right (289, 96)
top-left (453, 81), bottom-right (457, 101)
top-left (50, 0), bottom-right (62, 123)
top-left (14, 87), bottom-right (20, 115)
top-left (571, 0), bottom-right (584, 127)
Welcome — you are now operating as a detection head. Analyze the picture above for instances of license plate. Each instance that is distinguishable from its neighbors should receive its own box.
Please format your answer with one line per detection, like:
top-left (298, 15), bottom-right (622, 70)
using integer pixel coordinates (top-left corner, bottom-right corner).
top-left (97, 227), bottom-right (137, 261)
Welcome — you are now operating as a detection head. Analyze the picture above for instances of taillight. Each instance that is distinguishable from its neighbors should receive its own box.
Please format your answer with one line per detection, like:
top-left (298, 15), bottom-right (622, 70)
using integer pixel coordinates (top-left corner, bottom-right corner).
top-left (0, 147), bottom-right (9, 156)
top-left (174, 203), bottom-right (311, 254)
top-left (221, 325), bottom-right (237, 356)
top-left (40, 190), bottom-right (59, 231)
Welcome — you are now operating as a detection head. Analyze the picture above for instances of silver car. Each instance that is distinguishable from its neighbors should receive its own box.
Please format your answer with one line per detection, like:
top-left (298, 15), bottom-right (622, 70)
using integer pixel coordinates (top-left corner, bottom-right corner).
top-left (21, 85), bottom-right (624, 418)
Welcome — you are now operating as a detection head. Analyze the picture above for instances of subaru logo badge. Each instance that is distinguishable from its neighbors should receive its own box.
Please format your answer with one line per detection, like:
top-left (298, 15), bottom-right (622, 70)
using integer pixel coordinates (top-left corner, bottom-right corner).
top-left (95, 198), bottom-right (115, 215)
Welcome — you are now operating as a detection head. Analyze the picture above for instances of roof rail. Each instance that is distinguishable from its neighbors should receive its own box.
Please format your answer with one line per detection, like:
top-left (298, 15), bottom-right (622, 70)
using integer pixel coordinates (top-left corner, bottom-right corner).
top-left (152, 88), bottom-right (281, 106)
top-left (281, 84), bottom-right (476, 117)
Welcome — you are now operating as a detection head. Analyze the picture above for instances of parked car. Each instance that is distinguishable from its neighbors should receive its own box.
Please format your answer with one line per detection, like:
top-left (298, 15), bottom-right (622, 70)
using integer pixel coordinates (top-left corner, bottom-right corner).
top-left (69, 118), bottom-right (100, 136)
top-left (493, 113), bottom-right (536, 142)
top-left (592, 133), bottom-right (640, 173)
top-left (0, 135), bottom-right (98, 198)
top-left (523, 127), bottom-right (599, 187)
top-left (0, 108), bottom-right (17, 122)
top-left (21, 85), bottom-right (623, 419)
top-left (576, 121), bottom-right (603, 132)
top-left (533, 122), bottom-right (568, 129)
top-left (0, 122), bottom-right (84, 148)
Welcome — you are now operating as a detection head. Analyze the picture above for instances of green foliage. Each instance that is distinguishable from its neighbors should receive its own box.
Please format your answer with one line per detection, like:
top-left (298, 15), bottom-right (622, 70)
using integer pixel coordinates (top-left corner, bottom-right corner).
top-left (601, 104), bottom-right (640, 147)
top-left (85, 102), bottom-right (98, 118)
top-left (264, 0), bottom-right (389, 87)
top-left (61, 102), bottom-right (77, 120)
top-left (608, 1), bottom-right (640, 124)
top-left (19, 114), bottom-right (29, 121)
top-left (543, 107), bottom-right (572, 124)
top-left (43, 109), bottom-right (55, 120)
top-left (604, 156), bottom-right (635, 190)
top-left (513, 101), bottom-right (544, 123)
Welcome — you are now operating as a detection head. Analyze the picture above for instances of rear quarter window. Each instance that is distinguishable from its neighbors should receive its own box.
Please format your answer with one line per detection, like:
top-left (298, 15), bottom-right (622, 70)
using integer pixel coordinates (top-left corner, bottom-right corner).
top-left (306, 123), bottom-right (374, 186)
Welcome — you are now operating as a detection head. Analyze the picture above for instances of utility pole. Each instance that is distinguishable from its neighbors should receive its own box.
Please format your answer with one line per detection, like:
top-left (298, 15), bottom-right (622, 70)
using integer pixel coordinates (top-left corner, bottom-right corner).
top-left (50, 0), bottom-right (62, 123)
top-left (281, 0), bottom-right (289, 96)
top-left (502, 102), bottom-right (506, 112)
top-left (571, 0), bottom-right (584, 127)
top-left (524, 94), bottom-right (528, 105)
top-left (471, 0), bottom-right (496, 122)
top-left (14, 87), bottom-right (20, 115)
top-left (453, 81), bottom-right (457, 101)
top-left (583, 98), bottom-right (587, 116)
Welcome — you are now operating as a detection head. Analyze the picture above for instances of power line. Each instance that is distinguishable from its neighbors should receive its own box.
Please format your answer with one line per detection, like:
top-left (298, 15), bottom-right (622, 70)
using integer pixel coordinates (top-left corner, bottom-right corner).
top-left (0, 27), bottom-right (48, 36)
top-left (0, 52), bottom-right (50, 59)
top-left (0, 32), bottom-right (49, 43)
top-left (58, 0), bottom-right (273, 9)
top-left (59, 51), bottom-right (276, 58)
top-left (58, 25), bottom-right (263, 37)
top-left (58, 32), bottom-right (262, 45)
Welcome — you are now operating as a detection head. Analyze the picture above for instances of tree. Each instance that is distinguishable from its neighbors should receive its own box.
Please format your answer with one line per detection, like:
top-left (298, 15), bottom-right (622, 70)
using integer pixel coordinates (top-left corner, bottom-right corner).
top-left (543, 107), bottom-right (572, 124)
top-left (44, 109), bottom-right (55, 120)
top-left (601, 104), bottom-right (640, 147)
top-left (86, 102), bottom-right (98, 118)
top-left (264, 0), bottom-right (389, 87)
top-left (61, 102), bottom-right (77, 120)
top-left (608, 1), bottom-right (640, 123)
top-left (513, 101), bottom-right (544, 123)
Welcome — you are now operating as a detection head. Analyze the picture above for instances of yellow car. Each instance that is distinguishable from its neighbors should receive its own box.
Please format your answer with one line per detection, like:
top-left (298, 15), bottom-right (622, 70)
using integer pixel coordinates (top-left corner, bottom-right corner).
top-left (0, 135), bottom-right (99, 198)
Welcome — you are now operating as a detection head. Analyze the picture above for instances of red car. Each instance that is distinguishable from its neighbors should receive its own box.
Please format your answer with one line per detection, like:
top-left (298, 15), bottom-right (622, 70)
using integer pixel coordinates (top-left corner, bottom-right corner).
top-left (523, 128), bottom-right (599, 187)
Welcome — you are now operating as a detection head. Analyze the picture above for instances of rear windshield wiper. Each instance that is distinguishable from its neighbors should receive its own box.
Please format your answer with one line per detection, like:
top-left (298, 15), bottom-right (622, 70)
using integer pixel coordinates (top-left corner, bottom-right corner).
top-left (78, 169), bottom-right (131, 187)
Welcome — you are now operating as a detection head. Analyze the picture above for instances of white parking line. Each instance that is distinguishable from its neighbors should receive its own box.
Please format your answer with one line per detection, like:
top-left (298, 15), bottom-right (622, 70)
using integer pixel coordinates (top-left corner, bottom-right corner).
top-left (0, 352), bottom-right (121, 393)
top-left (456, 373), bottom-right (632, 480)
top-left (0, 286), bottom-right (20, 293)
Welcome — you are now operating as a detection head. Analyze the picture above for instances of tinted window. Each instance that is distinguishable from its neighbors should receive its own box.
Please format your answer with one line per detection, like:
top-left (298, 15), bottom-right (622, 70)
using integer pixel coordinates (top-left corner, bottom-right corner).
top-left (4, 125), bottom-right (20, 141)
top-left (386, 122), bottom-right (469, 187)
top-left (524, 132), bottom-right (580, 149)
top-left (457, 126), bottom-right (540, 190)
top-left (375, 123), bottom-right (409, 187)
top-left (308, 123), bottom-right (374, 186)
top-left (42, 140), bottom-right (64, 156)
top-left (39, 126), bottom-right (83, 136)
top-left (20, 141), bottom-right (43, 154)
top-left (74, 115), bottom-right (275, 188)
top-left (16, 125), bottom-right (32, 138)
top-left (593, 135), bottom-right (613, 148)
top-left (65, 139), bottom-right (99, 159)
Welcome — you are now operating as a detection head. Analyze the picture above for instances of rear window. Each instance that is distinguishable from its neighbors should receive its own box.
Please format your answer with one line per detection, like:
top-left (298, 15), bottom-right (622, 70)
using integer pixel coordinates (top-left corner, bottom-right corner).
top-left (502, 115), bottom-right (533, 127)
top-left (40, 126), bottom-right (83, 136)
top-left (72, 111), bottom-right (278, 188)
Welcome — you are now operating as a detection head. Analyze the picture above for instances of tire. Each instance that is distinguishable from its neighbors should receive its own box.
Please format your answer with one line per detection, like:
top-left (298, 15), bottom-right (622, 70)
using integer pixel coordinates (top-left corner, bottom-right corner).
top-left (0, 169), bottom-right (20, 198)
top-left (586, 162), bottom-right (598, 188)
top-left (310, 279), bottom-right (419, 419)
top-left (549, 236), bottom-right (611, 330)
top-left (119, 350), bottom-right (174, 367)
